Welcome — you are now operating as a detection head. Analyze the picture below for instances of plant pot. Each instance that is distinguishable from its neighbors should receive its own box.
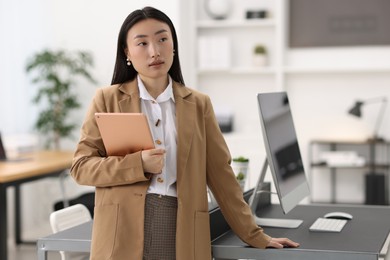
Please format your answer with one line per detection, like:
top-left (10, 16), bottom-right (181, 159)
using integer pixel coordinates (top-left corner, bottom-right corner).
top-left (232, 161), bottom-right (249, 190)
top-left (252, 54), bottom-right (267, 67)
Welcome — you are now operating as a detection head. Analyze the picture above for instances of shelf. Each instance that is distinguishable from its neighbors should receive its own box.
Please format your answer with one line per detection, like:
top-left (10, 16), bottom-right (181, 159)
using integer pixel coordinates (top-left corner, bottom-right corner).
top-left (197, 67), bottom-right (277, 75)
top-left (197, 19), bottom-right (275, 28)
top-left (198, 67), bottom-right (390, 75)
top-left (310, 139), bottom-right (390, 145)
top-left (311, 163), bottom-right (390, 169)
top-left (284, 65), bottom-right (390, 74)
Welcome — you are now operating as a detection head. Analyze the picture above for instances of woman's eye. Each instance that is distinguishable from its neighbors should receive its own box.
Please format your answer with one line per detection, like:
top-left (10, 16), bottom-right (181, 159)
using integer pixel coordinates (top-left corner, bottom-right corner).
top-left (160, 37), bottom-right (168, 42)
top-left (137, 42), bottom-right (147, 46)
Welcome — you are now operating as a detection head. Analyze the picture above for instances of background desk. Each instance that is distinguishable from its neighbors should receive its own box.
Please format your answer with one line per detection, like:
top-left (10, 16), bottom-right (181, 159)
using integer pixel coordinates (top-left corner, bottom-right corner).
top-left (0, 150), bottom-right (73, 260)
top-left (213, 204), bottom-right (390, 260)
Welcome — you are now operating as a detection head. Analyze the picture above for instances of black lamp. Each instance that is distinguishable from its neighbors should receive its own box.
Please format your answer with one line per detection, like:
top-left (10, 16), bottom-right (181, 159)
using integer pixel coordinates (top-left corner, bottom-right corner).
top-left (348, 97), bottom-right (387, 142)
top-left (348, 96), bottom-right (388, 205)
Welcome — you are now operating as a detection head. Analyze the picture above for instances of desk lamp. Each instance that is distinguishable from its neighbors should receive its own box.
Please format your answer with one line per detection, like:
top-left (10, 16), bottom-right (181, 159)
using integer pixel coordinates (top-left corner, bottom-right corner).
top-left (348, 97), bottom-right (387, 142)
top-left (347, 96), bottom-right (388, 205)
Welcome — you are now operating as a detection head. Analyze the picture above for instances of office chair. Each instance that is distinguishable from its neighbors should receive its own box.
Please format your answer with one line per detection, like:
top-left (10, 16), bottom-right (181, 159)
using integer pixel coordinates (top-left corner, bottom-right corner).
top-left (50, 204), bottom-right (91, 260)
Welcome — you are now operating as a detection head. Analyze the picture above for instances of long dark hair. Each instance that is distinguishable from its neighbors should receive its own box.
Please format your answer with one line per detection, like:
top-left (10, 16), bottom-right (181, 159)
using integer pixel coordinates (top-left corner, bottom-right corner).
top-left (111, 6), bottom-right (185, 85)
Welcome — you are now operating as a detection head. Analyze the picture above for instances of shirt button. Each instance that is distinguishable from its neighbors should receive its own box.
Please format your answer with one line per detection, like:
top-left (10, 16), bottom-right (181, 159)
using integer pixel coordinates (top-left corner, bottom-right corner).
top-left (155, 139), bottom-right (162, 145)
top-left (157, 177), bottom-right (164, 183)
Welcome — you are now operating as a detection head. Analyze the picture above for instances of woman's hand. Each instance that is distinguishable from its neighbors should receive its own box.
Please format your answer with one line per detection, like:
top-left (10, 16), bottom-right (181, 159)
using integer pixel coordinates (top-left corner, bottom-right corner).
top-left (141, 148), bottom-right (166, 174)
top-left (266, 237), bottom-right (300, 249)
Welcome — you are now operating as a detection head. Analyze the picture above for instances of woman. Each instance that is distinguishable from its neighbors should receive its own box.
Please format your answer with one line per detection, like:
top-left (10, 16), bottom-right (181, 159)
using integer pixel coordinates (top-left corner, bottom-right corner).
top-left (70, 6), bottom-right (299, 260)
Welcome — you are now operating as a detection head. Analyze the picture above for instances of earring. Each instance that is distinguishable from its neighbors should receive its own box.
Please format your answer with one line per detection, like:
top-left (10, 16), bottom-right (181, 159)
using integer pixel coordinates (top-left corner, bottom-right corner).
top-left (126, 58), bottom-right (131, 66)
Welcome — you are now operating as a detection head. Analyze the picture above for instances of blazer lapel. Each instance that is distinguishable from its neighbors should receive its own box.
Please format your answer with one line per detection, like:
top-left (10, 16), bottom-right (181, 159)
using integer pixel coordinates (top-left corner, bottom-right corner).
top-left (118, 80), bottom-right (141, 113)
top-left (174, 83), bottom-right (195, 180)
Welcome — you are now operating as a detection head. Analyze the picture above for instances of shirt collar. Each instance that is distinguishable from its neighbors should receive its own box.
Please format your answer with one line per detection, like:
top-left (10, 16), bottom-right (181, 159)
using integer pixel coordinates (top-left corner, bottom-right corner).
top-left (137, 75), bottom-right (175, 103)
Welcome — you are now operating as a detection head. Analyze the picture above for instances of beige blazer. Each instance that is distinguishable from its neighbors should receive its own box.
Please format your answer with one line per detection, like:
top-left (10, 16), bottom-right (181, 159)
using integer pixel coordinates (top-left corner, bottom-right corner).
top-left (70, 79), bottom-right (271, 260)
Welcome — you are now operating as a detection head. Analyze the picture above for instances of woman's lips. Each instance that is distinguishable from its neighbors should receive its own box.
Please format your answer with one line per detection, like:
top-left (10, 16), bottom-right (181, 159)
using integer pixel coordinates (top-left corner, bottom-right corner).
top-left (149, 60), bottom-right (164, 66)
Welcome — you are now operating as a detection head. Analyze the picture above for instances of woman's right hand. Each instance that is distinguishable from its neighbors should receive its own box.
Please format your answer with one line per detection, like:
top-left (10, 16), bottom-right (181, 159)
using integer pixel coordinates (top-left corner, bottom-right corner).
top-left (266, 237), bottom-right (300, 249)
top-left (141, 148), bottom-right (166, 174)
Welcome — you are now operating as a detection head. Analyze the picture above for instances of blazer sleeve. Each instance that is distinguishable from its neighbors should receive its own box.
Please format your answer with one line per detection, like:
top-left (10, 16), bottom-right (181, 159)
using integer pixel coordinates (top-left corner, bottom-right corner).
top-left (70, 88), bottom-right (150, 187)
top-left (203, 96), bottom-right (272, 249)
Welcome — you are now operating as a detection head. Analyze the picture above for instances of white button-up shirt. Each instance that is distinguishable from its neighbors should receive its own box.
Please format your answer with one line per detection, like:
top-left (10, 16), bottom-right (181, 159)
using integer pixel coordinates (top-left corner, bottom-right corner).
top-left (137, 75), bottom-right (177, 197)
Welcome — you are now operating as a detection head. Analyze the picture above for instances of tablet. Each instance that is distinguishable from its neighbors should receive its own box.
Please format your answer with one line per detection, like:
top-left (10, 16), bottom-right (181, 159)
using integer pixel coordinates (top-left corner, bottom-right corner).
top-left (95, 113), bottom-right (155, 156)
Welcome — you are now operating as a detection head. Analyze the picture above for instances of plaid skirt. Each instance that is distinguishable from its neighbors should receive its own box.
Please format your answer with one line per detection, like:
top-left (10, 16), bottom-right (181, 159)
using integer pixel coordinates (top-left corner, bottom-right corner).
top-left (143, 194), bottom-right (178, 260)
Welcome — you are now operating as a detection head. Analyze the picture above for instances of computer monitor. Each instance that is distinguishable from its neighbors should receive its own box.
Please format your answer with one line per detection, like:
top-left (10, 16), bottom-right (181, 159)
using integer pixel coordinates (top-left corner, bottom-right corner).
top-left (0, 133), bottom-right (31, 162)
top-left (249, 92), bottom-right (310, 228)
top-left (0, 133), bottom-right (7, 161)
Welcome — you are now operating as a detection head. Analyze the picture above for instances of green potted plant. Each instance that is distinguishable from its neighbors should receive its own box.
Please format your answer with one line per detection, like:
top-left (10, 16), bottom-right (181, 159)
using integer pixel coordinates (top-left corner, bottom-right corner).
top-left (252, 44), bottom-right (267, 67)
top-left (233, 156), bottom-right (249, 163)
top-left (232, 156), bottom-right (250, 190)
top-left (26, 49), bottom-right (96, 150)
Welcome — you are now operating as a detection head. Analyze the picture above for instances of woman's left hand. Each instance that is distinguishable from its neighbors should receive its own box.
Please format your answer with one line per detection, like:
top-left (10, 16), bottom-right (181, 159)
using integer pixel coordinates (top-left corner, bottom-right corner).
top-left (266, 237), bottom-right (300, 249)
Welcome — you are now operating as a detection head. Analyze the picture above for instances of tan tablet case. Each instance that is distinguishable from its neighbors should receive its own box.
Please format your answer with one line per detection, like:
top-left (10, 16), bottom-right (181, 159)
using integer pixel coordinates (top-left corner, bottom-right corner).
top-left (95, 113), bottom-right (155, 156)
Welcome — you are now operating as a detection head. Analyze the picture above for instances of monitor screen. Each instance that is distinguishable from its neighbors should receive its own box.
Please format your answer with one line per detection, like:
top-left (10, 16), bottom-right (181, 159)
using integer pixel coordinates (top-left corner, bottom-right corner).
top-left (250, 92), bottom-right (310, 228)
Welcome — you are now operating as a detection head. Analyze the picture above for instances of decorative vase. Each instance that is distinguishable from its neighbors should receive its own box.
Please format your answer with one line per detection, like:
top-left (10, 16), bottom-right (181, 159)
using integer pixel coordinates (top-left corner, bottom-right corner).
top-left (204, 0), bottom-right (232, 20)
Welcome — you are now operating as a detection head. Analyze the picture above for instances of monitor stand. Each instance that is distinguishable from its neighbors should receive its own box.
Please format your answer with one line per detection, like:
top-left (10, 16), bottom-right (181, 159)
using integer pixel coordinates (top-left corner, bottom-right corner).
top-left (254, 216), bottom-right (303, 228)
top-left (249, 159), bottom-right (303, 229)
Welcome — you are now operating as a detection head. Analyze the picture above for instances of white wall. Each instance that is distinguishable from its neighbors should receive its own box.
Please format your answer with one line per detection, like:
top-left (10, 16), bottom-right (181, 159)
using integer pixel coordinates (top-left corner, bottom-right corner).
top-left (1, 0), bottom-right (179, 241)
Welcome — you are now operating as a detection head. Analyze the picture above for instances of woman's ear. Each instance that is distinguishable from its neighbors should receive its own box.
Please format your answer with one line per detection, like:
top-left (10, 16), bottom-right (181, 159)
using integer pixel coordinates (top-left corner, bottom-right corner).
top-left (124, 48), bottom-right (130, 59)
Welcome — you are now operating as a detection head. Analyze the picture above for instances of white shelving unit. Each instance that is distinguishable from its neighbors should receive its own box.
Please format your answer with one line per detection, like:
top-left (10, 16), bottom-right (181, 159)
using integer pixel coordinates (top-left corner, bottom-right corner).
top-left (184, 1), bottom-right (285, 135)
top-left (193, 1), bottom-right (284, 90)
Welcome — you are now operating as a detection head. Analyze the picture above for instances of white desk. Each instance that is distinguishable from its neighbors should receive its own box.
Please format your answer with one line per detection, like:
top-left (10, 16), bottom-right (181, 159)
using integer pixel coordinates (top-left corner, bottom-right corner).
top-left (37, 221), bottom-right (92, 260)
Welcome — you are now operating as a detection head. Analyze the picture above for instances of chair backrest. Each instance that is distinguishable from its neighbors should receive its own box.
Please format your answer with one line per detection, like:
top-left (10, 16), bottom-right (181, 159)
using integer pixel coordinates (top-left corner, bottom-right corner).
top-left (50, 204), bottom-right (92, 233)
top-left (50, 204), bottom-right (92, 260)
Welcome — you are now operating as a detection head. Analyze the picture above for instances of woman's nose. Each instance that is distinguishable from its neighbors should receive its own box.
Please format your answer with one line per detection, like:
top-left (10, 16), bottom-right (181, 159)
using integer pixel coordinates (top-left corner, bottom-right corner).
top-left (150, 44), bottom-right (160, 58)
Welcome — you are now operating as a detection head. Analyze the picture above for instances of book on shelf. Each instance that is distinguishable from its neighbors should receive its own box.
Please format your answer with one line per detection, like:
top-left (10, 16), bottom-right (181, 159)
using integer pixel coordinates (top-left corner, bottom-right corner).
top-left (197, 36), bottom-right (231, 70)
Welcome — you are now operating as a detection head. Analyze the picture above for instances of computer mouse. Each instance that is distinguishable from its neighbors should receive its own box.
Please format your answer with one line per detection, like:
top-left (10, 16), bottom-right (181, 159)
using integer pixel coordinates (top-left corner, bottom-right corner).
top-left (324, 211), bottom-right (353, 220)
